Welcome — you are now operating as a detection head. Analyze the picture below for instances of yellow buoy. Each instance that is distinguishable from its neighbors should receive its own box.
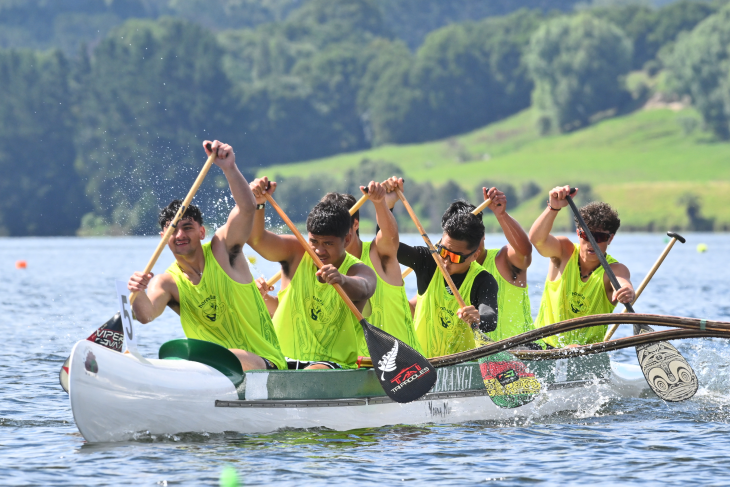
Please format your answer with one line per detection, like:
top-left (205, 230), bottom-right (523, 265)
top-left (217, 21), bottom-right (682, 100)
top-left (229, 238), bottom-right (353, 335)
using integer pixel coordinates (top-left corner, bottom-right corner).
top-left (697, 243), bottom-right (708, 253)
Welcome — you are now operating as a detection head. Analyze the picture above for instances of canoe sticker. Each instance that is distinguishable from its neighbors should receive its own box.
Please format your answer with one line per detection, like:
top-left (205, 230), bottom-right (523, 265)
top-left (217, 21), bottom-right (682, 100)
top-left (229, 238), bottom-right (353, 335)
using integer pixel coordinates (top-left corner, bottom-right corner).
top-left (84, 351), bottom-right (99, 374)
top-left (636, 340), bottom-right (698, 402)
top-left (479, 351), bottom-right (541, 408)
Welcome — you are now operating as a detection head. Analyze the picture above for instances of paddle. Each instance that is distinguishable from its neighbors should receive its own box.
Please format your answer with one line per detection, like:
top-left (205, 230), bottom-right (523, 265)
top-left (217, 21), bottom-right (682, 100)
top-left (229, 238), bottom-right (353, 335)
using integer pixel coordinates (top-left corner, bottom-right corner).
top-left (358, 312), bottom-right (730, 367)
top-left (565, 192), bottom-right (698, 402)
top-left (604, 232), bottom-right (686, 341)
top-left (59, 143), bottom-right (219, 393)
top-left (262, 193), bottom-right (370, 288)
top-left (264, 192), bottom-right (436, 403)
top-left (400, 196), bottom-right (493, 280)
top-left (395, 189), bottom-right (541, 408)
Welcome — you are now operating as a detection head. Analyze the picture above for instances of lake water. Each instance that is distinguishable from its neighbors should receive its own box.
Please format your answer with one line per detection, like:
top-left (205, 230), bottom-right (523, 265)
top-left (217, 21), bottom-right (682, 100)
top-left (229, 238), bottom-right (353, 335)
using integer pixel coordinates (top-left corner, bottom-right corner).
top-left (2, 233), bottom-right (730, 486)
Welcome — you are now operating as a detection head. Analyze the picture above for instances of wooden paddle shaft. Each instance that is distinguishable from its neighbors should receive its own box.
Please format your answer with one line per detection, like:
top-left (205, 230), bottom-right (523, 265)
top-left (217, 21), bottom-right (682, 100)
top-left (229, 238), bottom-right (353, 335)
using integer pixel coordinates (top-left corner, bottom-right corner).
top-left (130, 146), bottom-right (218, 304)
top-left (399, 196), bottom-right (491, 281)
top-left (264, 193), bottom-right (365, 321)
top-left (396, 189), bottom-right (467, 308)
top-left (264, 193), bottom-right (370, 288)
top-left (603, 233), bottom-right (683, 340)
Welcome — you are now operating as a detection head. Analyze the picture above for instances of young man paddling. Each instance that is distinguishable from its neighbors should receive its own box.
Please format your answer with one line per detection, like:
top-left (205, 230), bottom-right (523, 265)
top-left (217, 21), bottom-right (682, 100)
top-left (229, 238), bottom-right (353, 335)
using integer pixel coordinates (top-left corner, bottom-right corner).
top-left (464, 187), bottom-right (536, 343)
top-left (320, 178), bottom-right (420, 355)
top-left (247, 176), bottom-right (377, 369)
top-left (529, 185), bottom-right (635, 347)
top-left (398, 199), bottom-right (499, 357)
top-left (127, 141), bottom-right (286, 371)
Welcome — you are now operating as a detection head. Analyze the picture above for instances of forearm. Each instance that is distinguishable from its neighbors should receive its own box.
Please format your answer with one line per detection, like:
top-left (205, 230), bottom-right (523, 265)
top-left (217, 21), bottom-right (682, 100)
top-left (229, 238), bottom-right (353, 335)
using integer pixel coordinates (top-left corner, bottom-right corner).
top-left (496, 212), bottom-right (532, 264)
top-left (529, 207), bottom-right (559, 256)
top-left (131, 292), bottom-right (163, 324)
top-left (339, 275), bottom-right (375, 302)
top-left (263, 295), bottom-right (279, 318)
top-left (471, 274), bottom-right (499, 333)
top-left (373, 200), bottom-right (399, 254)
top-left (223, 164), bottom-right (256, 215)
top-left (247, 207), bottom-right (268, 248)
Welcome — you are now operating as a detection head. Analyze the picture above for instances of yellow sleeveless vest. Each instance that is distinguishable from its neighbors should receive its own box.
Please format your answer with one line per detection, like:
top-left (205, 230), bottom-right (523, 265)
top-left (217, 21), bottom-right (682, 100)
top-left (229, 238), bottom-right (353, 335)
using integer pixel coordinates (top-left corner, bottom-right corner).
top-left (481, 249), bottom-right (534, 342)
top-left (413, 261), bottom-right (483, 358)
top-left (534, 244), bottom-right (618, 347)
top-left (354, 241), bottom-right (420, 355)
top-left (166, 242), bottom-right (286, 370)
top-left (273, 252), bottom-right (361, 368)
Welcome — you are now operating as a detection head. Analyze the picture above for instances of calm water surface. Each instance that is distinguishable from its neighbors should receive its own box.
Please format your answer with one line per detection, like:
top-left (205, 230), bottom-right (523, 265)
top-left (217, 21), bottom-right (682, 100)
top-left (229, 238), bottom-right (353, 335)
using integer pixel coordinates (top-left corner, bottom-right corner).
top-left (2, 233), bottom-right (730, 486)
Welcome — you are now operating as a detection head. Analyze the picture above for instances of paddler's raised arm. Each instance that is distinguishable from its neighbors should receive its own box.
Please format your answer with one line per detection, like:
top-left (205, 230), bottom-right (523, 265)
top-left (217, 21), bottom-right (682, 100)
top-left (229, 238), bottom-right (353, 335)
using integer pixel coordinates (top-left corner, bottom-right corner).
top-left (529, 185), bottom-right (576, 264)
top-left (247, 176), bottom-right (303, 265)
top-left (369, 178), bottom-right (403, 283)
top-left (203, 140), bottom-right (256, 250)
top-left (484, 186), bottom-right (532, 271)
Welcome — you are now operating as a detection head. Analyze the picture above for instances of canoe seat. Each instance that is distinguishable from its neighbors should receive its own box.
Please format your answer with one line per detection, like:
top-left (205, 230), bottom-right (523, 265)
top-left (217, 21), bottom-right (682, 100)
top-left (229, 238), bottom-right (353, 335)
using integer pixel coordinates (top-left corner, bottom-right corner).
top-left (159, 338), bottom-right (244, 388)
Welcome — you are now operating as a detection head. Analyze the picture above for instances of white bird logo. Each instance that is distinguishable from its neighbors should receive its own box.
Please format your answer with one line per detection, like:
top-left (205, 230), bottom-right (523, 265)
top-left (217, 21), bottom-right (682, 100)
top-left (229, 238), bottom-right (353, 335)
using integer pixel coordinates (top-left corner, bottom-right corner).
top-left (378, 340), bottom-right (399, 380)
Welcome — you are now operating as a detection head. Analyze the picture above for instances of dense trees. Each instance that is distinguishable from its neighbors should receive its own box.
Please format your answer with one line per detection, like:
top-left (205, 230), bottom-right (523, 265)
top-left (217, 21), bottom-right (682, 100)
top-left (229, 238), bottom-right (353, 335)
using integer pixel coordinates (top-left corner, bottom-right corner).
top-left (0, 49), bottom-right (89, 235)
top-left (527, 14), bottom-right (633, 133)
top-left (0, 0), bottom-right (728, 235)
top-left (664, 4), bottom-right (730, 139)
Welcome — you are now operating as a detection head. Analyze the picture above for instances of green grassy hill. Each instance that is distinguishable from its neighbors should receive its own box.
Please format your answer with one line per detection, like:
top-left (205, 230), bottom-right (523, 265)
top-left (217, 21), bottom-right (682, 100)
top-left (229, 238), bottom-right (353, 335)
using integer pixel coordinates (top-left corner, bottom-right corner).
top-left (260, 107), bottom-right (730, 232)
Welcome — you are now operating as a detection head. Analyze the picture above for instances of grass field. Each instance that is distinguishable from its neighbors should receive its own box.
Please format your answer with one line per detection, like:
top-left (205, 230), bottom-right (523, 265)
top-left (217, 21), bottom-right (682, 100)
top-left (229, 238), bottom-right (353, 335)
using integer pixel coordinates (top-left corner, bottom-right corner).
top-left (260, 107), bottom-right (730, 232)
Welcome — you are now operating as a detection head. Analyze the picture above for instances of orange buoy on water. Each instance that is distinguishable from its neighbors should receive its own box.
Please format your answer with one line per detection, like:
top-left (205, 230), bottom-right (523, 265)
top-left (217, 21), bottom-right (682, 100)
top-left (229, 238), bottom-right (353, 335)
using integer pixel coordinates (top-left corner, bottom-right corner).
top-left (15, 260), bottom-right (27, 269)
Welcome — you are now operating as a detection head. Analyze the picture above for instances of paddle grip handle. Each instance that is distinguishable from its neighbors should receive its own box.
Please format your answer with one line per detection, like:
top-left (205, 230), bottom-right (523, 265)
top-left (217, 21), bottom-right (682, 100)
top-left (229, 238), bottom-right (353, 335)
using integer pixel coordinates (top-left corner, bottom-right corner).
top-left (565, 194), bottom-right (634, 313)
top-left (264, 193), bottom-right (365, 321)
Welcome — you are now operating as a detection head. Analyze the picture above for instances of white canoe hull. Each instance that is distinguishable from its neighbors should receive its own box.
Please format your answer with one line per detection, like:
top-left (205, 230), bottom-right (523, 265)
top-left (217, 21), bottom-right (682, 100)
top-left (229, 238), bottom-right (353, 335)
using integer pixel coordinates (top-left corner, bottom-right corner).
top-left (69, 340), bottom-right (649, 443)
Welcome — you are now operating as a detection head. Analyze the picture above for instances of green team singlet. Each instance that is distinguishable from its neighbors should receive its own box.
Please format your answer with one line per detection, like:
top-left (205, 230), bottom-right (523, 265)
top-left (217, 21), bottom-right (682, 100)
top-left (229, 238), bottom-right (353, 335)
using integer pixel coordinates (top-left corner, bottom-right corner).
top-left (413, 261), bottom-right (483, 358)
top-left (166, 242), bottom-right (286, 370)
top-left (273, 252), bottom-right (361, 368)
top-left (534, 243), bottom-right (618, 347)
top-left (481, 249), bottom-right (534, 342)
top-left (354, 241), bottom-right (420, 356)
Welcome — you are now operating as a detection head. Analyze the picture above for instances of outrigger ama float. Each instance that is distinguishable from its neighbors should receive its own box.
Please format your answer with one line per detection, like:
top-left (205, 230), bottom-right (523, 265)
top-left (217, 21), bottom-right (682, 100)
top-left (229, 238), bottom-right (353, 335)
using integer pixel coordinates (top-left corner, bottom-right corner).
top-left (66, 313), bottom-right (730, 443)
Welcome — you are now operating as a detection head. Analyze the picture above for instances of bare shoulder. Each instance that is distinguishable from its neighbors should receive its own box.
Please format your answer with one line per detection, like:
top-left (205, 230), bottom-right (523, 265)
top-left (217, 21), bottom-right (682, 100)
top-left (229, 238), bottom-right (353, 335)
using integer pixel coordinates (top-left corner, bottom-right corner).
top-left (609, 262), bottom-right (630, 276)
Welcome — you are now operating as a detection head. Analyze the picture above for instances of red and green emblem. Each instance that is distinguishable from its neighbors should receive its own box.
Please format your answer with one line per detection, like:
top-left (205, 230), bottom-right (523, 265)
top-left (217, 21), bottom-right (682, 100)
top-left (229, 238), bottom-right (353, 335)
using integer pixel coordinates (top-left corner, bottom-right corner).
top-left (479, 351), bottom-right (541, 408)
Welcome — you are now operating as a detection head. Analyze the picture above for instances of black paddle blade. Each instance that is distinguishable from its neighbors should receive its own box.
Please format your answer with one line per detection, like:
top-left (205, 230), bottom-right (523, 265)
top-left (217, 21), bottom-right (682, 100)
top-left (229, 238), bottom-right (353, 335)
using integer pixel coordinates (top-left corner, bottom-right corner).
top-left (635, 326), bottom-right (698, 402)
top-left (361, 319), bottom-right (436, 403)
top-left (59, 313), bottom-right (125, 393)
top-left (479, 351), bottom-right (542, 408)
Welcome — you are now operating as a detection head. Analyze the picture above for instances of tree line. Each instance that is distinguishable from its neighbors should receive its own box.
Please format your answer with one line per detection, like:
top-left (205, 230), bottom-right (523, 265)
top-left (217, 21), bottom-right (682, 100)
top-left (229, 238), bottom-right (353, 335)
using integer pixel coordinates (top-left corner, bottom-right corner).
top-left (0, 0), bottom-right (728, 236)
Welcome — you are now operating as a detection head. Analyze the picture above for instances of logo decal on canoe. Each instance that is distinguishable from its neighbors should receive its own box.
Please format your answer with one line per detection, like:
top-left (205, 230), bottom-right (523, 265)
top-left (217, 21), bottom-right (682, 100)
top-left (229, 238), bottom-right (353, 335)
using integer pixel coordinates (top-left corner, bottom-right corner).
top-left (378, 340), bottom-right (398, 380)
top-left (84, 351), bottom-right (98, 374)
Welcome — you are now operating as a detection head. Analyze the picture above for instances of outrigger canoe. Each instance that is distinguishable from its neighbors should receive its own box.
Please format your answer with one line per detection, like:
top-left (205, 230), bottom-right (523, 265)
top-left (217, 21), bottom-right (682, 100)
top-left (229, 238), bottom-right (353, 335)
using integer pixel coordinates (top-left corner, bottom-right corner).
top-left (68, 338), bottom-right (648, 443)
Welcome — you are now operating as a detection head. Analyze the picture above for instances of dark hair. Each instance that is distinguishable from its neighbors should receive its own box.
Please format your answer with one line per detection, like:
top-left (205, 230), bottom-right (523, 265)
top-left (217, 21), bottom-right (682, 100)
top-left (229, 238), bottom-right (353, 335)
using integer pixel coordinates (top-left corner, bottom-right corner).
top-left (159, 199), bottom-right (203, 230)
top-left (441, 200), bottom-right (484, 249)
top-left (321, 192), bottom-right (359, 226)
top-left (576, 202), bottom-right (621, 234)
top-left (306, 201), bottom-right (351, 239)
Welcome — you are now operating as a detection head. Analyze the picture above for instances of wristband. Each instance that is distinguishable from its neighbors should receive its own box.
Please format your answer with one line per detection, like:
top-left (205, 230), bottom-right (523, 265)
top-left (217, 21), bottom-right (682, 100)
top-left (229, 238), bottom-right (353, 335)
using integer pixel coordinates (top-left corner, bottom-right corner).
top-left (547, 199), bottom-right (560, 211)
top-left (256, 203), bottom-right (266, 210)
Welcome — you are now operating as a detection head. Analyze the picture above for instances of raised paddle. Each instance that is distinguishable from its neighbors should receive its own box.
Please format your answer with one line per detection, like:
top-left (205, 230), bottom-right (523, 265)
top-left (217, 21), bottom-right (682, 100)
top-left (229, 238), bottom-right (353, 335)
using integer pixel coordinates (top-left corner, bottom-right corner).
top-left (395, 189), bottom-right (541, 408)
top-left (262, 193), bottom-right (370, 288)
top-left (263, 192), bottom-right (436, 403)
top-left (59, 143), bottom-right (220, 393)
top-left (604, 232), bottom-right (686, 341)
top-left (400, 196), bottom-right (493, 280)
top-left (565, 192), bottom-right (698, 402)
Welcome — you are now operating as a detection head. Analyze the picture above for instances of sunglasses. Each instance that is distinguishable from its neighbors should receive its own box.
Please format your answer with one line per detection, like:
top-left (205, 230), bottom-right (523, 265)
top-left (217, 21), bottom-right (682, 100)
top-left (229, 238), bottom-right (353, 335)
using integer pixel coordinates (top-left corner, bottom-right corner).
top-left (578, 229), bottom-right (612, 244)
top-left (435, 243), bottom-right (477, 264)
